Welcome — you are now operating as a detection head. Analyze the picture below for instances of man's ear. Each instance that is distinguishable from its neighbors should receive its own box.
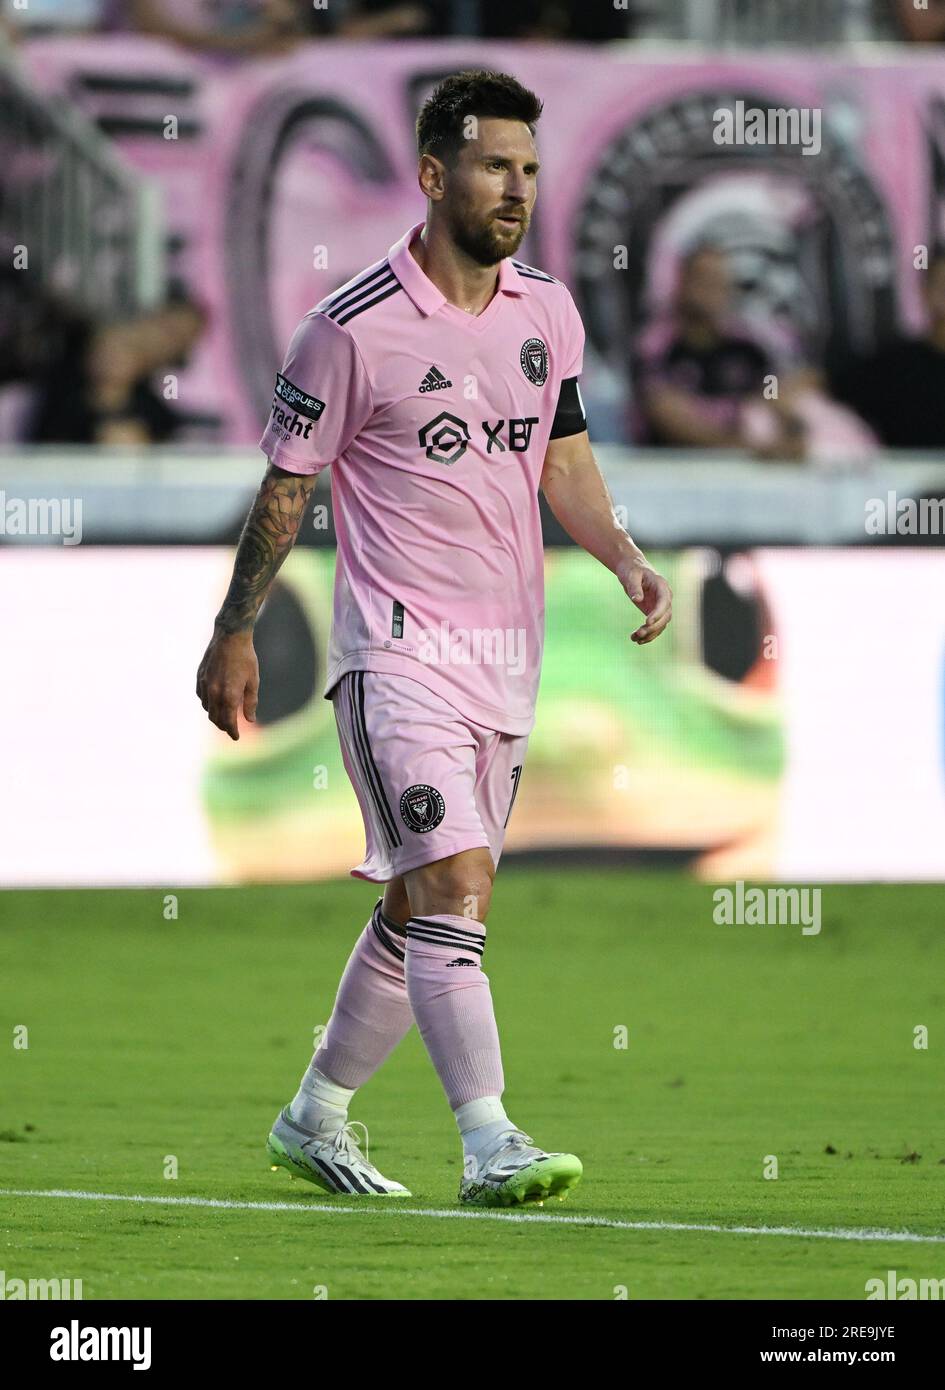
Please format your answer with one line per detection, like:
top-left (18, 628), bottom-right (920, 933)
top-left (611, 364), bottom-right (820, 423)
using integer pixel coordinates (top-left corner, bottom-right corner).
top-left (418, 154), bottom-right (446, 202)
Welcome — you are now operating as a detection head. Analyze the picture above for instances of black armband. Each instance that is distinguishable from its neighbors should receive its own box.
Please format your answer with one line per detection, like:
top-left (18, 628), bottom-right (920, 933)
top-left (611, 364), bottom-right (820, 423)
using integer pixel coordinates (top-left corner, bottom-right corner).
top-left (549, 375), bottom-right (587, 439)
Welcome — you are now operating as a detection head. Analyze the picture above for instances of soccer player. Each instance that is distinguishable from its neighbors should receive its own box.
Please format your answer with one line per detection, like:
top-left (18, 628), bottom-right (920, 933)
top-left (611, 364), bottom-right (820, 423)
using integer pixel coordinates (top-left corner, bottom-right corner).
top-left (196, 70), bottom-right (672, 1207)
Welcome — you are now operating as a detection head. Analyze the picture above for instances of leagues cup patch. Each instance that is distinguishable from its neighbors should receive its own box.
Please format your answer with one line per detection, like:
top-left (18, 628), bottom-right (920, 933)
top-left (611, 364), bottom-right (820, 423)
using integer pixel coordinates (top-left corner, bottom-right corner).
top-left (400, 784), bottom-right (446, 833)
top-left (520, 337), bottom-right (549, 386)
top-left (274, 372), bottom-right (326, 421)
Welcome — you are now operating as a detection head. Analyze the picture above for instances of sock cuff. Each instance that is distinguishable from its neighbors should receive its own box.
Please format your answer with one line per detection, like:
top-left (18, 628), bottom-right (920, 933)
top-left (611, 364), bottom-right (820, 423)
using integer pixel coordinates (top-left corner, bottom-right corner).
top-left (374, 898), bottom-right (407, 937)
top-left (370, 902), bottom-right (406, 962)
top-left (405, 914), bottom-right (485, 958)
top-left (302, 1065), bottom-right (356, 1110)
top-left (454, 1095), bottom-right (507, 1134)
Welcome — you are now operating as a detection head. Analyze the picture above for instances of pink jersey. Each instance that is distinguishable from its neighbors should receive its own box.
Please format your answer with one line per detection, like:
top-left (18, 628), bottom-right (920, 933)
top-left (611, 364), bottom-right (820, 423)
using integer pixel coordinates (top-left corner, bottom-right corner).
top-left (259, 220), bottom-right (586, 735)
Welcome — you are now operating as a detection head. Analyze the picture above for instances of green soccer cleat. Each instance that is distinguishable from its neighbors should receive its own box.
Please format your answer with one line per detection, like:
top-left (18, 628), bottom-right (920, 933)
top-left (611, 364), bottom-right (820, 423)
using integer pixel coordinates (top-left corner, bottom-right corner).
top-left (266, 1106), bottom-right (411, 1197)
top-left (458, 1130), bottom-right (582, 1207)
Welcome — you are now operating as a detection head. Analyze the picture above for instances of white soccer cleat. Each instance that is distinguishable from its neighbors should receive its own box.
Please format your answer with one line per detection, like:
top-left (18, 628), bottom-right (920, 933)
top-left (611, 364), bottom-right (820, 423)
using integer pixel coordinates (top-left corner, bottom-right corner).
top-left (458, 1129), bottom-right (582, 1207)
top-left (266, 1106), bottom-right (411, 1196)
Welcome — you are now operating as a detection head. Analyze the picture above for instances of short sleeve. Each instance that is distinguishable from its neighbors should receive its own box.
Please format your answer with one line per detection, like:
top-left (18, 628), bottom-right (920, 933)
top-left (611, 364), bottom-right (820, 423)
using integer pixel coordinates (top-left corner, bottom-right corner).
top-left (560, 288), bottom-right (585, 380)
top-left (258, 312), bottom-right (373, 474)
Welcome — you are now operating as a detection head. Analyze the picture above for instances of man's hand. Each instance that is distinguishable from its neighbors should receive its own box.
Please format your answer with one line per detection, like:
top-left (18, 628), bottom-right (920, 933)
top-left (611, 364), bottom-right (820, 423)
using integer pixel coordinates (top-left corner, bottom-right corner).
top-left (617, 556), bottom-right (673, 645)
top-left (195, 463), bottom-right (316, 738)
top-left (196, 629), bottom-right (259, 741)
top-left (541, 430), bottom-right (674, 647)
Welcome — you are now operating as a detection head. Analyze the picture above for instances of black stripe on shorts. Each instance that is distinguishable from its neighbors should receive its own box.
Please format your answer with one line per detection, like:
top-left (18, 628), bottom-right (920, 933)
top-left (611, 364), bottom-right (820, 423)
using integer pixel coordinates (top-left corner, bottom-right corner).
top-left (340, 673), bottom-right (401, 852)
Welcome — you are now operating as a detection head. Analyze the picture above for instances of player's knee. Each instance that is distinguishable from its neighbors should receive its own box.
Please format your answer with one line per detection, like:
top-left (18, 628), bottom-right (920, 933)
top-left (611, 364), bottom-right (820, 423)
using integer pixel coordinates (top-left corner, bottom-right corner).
top-left (406, 849), bottom-right (495, 923)
top-left (456, 879), bottom-right (493, 923)
top-left (428, 872), bottom-right (493, 923)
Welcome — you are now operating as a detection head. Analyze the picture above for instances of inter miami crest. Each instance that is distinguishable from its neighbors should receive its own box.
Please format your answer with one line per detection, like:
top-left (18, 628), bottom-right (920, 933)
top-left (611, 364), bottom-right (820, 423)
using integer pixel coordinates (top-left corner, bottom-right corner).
top-left (520, 337), bottom-right (549, 386)
top-left (400, 784), bottom-right (446, 833)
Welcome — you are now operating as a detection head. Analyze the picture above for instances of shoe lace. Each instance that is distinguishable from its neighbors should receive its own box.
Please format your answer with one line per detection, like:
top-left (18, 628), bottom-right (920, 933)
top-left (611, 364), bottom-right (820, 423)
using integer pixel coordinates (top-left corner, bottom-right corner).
top-left (482, 1130), bottom-right (536, 1170)
top-left (330, 1119), bottom-right (370, 1167)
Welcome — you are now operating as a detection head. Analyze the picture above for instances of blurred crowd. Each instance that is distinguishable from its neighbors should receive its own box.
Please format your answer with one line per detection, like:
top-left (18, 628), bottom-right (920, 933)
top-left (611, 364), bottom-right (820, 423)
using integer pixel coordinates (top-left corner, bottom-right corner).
top-left (633, 245), bottom-right (945, 461)
top-left (0, 0), bottom-right (628, 47)
top-left (9, 239), bottom-right (945, 455)
top-left (0, 262), bottom-right (209, 446)
top-left (4, 0), bottom-right (945, 49)
top-left (6, 0), bottom-right (945, 454)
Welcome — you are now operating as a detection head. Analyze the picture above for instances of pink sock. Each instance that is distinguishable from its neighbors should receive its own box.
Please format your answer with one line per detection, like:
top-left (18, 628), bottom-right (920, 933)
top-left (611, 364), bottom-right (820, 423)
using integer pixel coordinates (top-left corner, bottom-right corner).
top-left (312, 902), bottom-right (415, 1090)
top-left (404, 914), bottom-right (504, 1108)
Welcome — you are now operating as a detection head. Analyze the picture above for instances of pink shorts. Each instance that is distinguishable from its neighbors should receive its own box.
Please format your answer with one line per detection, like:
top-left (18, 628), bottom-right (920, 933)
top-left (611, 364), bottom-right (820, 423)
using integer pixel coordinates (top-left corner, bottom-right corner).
top-left (331, 671), bottom-right (529, 883)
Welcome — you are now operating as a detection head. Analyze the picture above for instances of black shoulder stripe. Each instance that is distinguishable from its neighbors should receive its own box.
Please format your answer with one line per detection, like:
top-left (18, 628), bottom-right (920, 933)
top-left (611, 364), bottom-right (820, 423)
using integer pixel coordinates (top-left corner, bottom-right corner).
top-left (512, 260), bottom-right (558, 283)
top-left (335, 280), bottom-right (403, 325)
top-left (325, 269), bottom-right (396, 321)
top-left (322, 261), bottom-right (392, 315)
top-left (513, 260), bottom-right (556, 279)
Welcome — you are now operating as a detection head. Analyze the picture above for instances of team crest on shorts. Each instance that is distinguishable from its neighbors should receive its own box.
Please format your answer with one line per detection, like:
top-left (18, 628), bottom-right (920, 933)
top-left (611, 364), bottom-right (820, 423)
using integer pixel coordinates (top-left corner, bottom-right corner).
top-left (520, 337), bottom-right (549, 386)
top-left (400, 784), bottom-right (446, 833)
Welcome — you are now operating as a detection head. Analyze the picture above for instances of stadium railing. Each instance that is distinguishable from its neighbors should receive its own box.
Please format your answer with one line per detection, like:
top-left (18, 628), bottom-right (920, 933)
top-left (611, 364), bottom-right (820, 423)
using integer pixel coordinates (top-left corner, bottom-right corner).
top-left (0, 53), bottom-right (164, 321)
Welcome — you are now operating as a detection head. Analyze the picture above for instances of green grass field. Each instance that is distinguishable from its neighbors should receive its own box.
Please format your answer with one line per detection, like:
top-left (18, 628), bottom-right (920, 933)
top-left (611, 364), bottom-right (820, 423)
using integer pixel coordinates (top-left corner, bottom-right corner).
top-left (2, 870), bottom-right (943, 1300)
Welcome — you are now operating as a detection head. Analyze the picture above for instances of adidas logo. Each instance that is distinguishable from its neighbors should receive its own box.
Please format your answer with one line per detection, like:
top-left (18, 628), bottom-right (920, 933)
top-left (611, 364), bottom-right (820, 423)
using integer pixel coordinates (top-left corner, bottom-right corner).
top-left (446, 957), bottom-right (476, 967)
top-left (418, 365), bottom-right (452, 393)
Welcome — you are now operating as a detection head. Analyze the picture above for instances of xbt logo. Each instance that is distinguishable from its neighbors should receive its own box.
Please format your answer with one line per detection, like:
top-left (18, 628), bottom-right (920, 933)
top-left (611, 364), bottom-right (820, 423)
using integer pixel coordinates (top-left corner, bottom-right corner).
top-left (418, 412), bottom-right (539, 465)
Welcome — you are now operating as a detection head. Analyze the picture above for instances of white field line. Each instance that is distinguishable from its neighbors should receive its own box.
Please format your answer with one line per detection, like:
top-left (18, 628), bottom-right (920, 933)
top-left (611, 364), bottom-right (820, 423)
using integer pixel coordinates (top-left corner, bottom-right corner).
top-left (1, 1188), bottom-right (943, 1244)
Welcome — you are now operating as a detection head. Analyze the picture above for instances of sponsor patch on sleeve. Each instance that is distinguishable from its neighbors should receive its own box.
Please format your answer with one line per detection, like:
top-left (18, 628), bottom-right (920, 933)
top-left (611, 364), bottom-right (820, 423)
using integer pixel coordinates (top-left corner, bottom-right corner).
top-left (274, 373), bottom-right (326, 421)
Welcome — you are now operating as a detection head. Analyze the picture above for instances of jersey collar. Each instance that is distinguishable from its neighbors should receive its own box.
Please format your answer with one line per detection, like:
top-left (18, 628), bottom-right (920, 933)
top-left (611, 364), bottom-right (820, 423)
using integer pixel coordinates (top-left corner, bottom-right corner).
top-left (387, 220), bottom-right (531, 317)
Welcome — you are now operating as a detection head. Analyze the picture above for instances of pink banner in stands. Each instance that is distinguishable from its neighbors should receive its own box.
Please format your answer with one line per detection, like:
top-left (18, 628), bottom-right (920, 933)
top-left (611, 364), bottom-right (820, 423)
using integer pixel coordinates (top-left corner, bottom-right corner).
top-left (20, 38), bottom-right (945, 443)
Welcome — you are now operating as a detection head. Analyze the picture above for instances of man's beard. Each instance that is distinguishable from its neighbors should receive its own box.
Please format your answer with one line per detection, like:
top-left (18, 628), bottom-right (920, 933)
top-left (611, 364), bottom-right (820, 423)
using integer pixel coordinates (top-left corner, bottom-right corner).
top-left (451, 206), bottom-right (528, 265)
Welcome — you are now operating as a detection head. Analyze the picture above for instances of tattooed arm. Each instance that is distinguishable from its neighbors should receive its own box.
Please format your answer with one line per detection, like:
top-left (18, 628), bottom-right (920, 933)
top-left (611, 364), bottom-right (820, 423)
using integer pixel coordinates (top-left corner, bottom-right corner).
top-left (196, 464), bottom-right (317, 739)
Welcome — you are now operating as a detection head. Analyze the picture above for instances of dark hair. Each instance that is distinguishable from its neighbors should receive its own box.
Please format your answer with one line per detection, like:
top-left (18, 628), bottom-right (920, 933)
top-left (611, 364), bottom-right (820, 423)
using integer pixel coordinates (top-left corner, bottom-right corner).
top-left (416, 69), bottom-right (543, 166)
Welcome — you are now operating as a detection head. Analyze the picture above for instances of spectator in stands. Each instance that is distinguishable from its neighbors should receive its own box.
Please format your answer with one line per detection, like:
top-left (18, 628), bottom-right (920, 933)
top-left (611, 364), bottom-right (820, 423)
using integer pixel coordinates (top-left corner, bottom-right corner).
top-left (891, 0), bottom-right (945, 42)
top-left (116, 0), bottom-right (432, 49)
top-left (113, 1), bottom-right (308, 52)
top-left (833, 250), bottom-right (945, 448)
top-left (635, 244), bottom-right (807, 458)
top-left (26, 293), bottom-right (208, 446)
top-left (476, 0), bottom-right (631, 39)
